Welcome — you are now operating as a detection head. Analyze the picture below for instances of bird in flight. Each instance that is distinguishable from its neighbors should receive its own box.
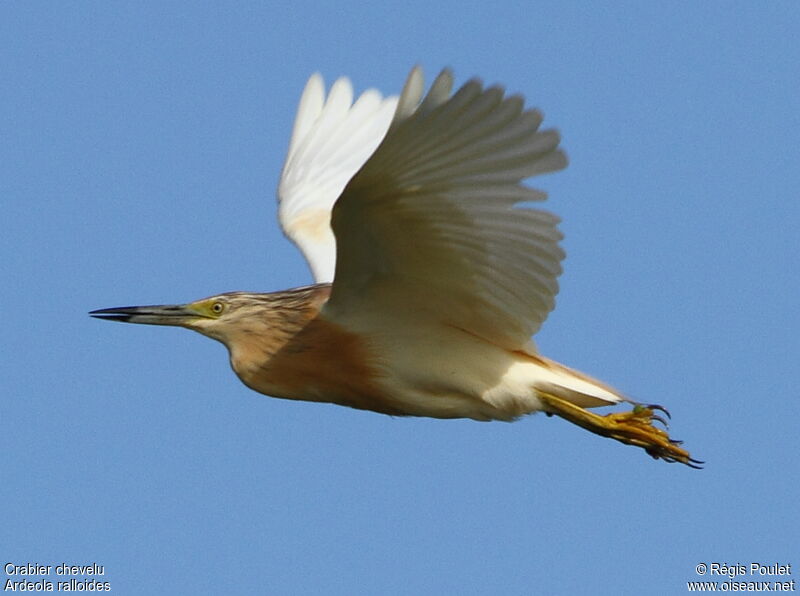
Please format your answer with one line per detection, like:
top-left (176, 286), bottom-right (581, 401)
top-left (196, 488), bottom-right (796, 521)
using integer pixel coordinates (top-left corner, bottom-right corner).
top-left (91, 67), bottom-right (700, 467)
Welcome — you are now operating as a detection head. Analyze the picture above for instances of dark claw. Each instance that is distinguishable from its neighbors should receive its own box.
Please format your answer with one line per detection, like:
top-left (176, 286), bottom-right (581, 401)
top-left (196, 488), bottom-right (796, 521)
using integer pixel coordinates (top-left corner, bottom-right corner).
top-left (651, 414), bottom-right (670, 428)
top-left (675, 456), bottom-right (705, 470)
top-left (645, 445), bottom-right (704, 469)
top-left (669, 438), bottom-right (684, 445)
top-left (647, 404), bottom-right (671, 419)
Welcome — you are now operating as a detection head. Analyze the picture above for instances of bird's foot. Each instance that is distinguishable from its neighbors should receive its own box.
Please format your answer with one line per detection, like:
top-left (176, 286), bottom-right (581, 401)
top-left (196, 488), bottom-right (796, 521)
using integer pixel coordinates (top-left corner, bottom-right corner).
top-left (538, 392), bottom-right (703, 468)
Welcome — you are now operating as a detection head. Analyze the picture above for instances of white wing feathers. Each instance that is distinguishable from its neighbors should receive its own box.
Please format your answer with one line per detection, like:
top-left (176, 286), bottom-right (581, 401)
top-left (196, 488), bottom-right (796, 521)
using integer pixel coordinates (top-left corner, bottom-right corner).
top-left (326, 67), bottom-right (568, 350)
top-left (278, 74), bottom-right (398, 282)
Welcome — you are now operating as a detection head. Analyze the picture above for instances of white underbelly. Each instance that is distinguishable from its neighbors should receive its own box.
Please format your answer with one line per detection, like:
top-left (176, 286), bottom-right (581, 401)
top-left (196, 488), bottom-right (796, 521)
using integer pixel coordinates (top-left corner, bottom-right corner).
top-left (371, 325), bottom-right (622, 421)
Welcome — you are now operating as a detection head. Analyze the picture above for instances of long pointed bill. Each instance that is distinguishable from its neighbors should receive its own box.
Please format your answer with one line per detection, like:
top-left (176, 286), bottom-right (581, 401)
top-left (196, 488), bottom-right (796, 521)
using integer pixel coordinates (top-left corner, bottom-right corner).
top-left (89, 304), bottom-right (201, 326)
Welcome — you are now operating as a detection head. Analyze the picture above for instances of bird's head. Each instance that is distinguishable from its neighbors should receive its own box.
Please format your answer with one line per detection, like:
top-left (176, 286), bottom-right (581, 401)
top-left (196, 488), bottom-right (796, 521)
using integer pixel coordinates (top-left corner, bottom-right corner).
top-left (90, 293), bottom-right (276, 345)
top-left (90, 286), bottom-right (325, 354)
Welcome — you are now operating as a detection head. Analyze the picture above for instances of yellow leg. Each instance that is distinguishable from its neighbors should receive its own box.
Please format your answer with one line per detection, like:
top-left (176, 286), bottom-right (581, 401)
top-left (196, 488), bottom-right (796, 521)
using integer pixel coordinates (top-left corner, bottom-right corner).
top-left (538, 392), bottom-right (703, 468)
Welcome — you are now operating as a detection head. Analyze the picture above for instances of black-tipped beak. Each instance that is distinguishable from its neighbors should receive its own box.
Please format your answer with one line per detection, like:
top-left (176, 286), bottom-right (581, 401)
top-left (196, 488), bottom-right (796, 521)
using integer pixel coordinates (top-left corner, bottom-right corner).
top-left (89, 304), bottom-right (201, 326)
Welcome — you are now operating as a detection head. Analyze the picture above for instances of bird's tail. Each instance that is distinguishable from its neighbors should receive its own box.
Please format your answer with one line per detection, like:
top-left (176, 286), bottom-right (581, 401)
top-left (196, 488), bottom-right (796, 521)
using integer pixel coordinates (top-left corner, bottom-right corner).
top-left (529, 355), bottom-right (702, 467)
top-left (529, 354), bottom-right (628, 408)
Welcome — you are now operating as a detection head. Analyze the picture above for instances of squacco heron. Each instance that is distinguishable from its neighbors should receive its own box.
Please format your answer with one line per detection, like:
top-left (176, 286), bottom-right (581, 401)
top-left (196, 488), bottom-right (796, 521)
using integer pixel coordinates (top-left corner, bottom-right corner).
top-left (91, 67), bottom-right (701, 467)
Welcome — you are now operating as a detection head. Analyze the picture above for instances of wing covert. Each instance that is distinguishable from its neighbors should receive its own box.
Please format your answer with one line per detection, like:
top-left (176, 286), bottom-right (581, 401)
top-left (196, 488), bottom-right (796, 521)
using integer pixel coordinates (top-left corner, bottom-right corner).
top-left (326, 68), bottom-right (568, 350)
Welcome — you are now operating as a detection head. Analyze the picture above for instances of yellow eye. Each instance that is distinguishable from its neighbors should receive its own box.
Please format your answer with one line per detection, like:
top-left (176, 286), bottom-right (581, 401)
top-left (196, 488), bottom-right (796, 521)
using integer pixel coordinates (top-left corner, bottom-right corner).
top-left (210, 302), bottom-right (224, 315)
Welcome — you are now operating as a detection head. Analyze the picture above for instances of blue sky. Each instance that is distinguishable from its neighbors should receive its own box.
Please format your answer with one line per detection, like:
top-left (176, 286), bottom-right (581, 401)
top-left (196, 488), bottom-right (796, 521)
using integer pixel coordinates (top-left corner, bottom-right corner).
top-left (2, 2), bottom-right (798, 594)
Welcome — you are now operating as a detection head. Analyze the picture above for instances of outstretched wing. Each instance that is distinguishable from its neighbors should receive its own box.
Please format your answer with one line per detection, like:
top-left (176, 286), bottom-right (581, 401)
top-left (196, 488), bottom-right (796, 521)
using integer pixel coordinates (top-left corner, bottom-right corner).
top-left (325, 68), bottom-right (568, 350)
top-left (277, 73), bottom-right (398, 282)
